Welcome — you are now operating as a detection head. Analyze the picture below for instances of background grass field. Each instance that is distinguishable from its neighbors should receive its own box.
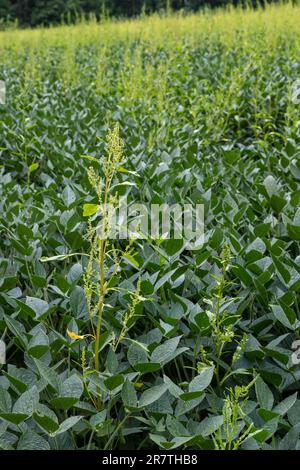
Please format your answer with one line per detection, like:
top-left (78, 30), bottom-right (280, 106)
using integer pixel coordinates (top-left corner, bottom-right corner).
top-left (0, 2), bottom-right (300, 450)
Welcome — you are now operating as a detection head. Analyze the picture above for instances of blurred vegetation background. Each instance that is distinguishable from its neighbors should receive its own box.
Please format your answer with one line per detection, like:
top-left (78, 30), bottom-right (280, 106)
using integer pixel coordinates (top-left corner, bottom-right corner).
top-left (0, 0), bottom-right (287, 27)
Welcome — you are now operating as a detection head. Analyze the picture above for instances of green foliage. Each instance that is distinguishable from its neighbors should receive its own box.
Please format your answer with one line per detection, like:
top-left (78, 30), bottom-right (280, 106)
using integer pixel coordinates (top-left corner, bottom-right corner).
top-left (0, 3), bottom-right (300, 450)
top-left (0, 1), bottom-right (283, 27)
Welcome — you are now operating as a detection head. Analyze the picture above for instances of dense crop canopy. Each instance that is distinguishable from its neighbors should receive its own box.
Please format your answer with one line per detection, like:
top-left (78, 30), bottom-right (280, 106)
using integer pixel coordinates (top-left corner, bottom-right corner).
top-left (0, 3), bottom-right (300, 451)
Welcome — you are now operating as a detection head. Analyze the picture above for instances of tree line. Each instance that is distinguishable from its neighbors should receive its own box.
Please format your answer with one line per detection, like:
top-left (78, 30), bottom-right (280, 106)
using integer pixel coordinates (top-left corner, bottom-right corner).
top-left (0, 1), bottom-right (284, 27)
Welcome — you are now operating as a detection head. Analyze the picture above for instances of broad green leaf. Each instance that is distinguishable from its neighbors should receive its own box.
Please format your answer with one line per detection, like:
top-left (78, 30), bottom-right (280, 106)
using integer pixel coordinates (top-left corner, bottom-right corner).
top-left (50, 397), bottom-right (78, 410)
top-left (60, 375), bottom-right (83, 399)
top-left (180, 366), bottom-right (214, 401)
top-left (0, 387), bottom-right (12, 412)
top-left (29, 162), bottom-right (39, 173)
top-left (135, 363), bottom-right (160, 373)
top-left (17, 430), bottom-right (50, 450)
top-left (33, 411), bottom-right (59, 434)
top-left (62, 186), bottom-right (76, 207)
top-left (128, 343), bottom-right (148, 367)
top-left (25, 297), bottom-right (49, 319)
top-left (264, 175), bottom-right (279, 197)
top-left (0, 412), bottom-right (28, 425)
top-left (273, 393), bottom-right (298, 416)
top-left (83, 203), bottom-right (99, 217)
top-left (34, 359), bottom-right (60, 391)
top-left (151, 336), bottom-right (181, 364)
top-left (28, 330), bottom-right (49, 358)
top-left (13, 385), bottom-right (39, 416)
top-left (196, 415), bottom-right (224, 437)
top-left (55, 416), bottom-right (83, 435)
top-left (3, 314), bottom-right (27, 348)
top-left (166, 415), bottom-right (189, 437)
top-left (104, 374), bottom-right (124, 391)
